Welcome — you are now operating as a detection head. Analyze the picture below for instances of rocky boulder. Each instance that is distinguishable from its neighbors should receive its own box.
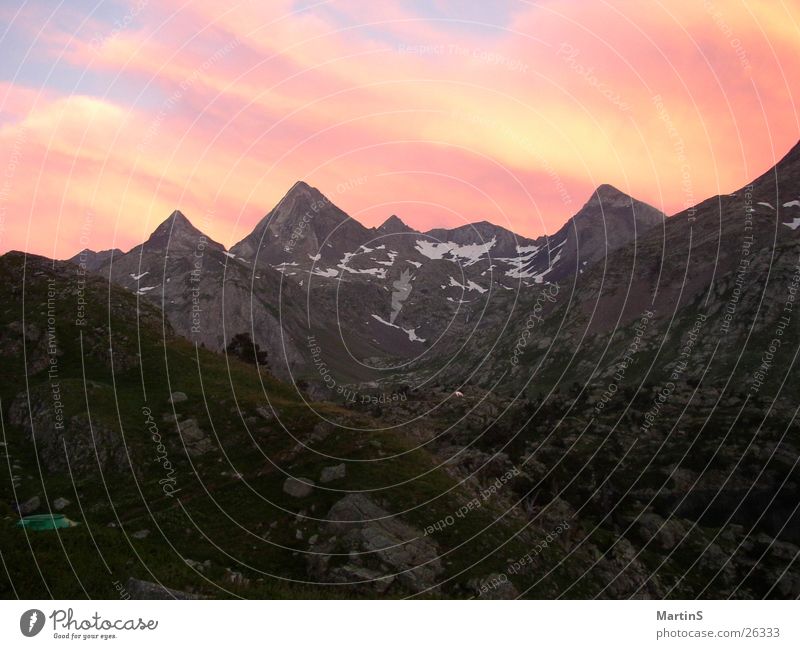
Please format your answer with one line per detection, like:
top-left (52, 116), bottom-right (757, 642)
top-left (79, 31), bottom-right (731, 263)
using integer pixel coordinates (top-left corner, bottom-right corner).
top-left (177, 418), bottom-right (214, 456)
top-left (307, 494), bottom-right (444, 594)
top-left (16, 495), bottom-right (41, 515)
top-left (9, 390), bottom-right (132, 475)
top-left (52, 497), bottom-right (71, 511)
top-left (319, 463), bottom-right (346, 483)
top-left (283, 477), bottom-right (315, 498)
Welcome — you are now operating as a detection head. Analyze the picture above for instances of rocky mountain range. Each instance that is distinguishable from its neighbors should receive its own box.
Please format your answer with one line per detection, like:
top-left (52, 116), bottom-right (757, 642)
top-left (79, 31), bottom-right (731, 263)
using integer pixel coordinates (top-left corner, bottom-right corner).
top-left (60, 140), bottom-right (800, 399)
top-left (1, 139), bottom-right (798, 599)
top-left (65, 173), bottom-right (668, 390)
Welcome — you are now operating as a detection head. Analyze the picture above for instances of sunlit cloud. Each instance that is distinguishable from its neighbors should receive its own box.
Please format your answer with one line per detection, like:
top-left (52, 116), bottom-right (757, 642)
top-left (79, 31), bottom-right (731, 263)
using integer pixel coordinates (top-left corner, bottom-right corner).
top-left (0, 0), bottom-right (797, 258)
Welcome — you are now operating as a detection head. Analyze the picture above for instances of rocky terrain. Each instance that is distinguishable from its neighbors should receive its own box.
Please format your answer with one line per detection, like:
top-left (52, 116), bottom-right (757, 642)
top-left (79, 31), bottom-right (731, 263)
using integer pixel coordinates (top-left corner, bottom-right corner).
top-left (1, 140), bottom-right (798, 599)
top-left (78, 175), bottom-right (666, 390)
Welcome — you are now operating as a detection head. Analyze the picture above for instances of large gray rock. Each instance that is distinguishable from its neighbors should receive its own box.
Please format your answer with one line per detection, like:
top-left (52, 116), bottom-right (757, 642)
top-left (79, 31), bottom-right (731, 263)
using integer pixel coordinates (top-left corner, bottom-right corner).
top-left (9, 390), bottom-right (132, 476)
top-left (255, 406), bottom-right (273, 420)
top-left (178, 418), bottom-right (214, 456)
top-left (638, 512), bottom-right (685, 550)
top-left (308, 494), bottom-right (443, 594)
top-left (52, 497), bottom-right (71, 511)
top-left (319, 463), bottom-right (346, 483)
top-left (283, 477), bottom-right (315, 498)
top-left (17, 495), bottom-right (41, 515)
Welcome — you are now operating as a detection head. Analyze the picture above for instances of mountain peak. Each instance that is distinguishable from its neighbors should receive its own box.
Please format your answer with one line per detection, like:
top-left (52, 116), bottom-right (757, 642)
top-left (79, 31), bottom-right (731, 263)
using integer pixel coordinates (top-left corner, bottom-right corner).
top-left (149, 210), bottom-right (197, 236)
top-left (67, 247), bottom-right (123, 271)
top-left (230, 180), bottom-right (369, 263)
top-left (584, 183), bottom-right (634, 207)
top-left (378, 214), bottom-right (414, 234)
top-left (266, 180), bottom-right (335, 221)
top-left (284, 180), bottom-right (324, 202)
top-left (159, 209), bottom-right (189, 225)
top-left (594, 183), bottom-right (626, 198)
top-left (143, 210), bottom-right (221, 251)
top-left (576, 184), bottom-right (664, 225)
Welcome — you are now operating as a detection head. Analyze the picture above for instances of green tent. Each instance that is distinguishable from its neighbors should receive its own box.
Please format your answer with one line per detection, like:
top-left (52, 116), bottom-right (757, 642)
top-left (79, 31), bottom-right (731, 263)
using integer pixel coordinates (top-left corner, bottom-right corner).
top-left (17, 514), bottom-right (78, 531)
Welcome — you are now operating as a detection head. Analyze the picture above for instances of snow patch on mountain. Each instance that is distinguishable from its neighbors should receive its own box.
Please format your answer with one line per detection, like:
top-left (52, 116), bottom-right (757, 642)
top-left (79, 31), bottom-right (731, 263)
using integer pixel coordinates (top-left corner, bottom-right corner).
top-left (503, 239), bottom-right (565, 280)
top-left (414, 237), bottom-right (497, 265)
top-left (312, 268), bottom-right (339, 277)
top-left (371, 314), bottom-right (426, 342)
top-left (341, 266), bottom-right (387, 278)
top-left (448, 276), bottom-right (487, 293)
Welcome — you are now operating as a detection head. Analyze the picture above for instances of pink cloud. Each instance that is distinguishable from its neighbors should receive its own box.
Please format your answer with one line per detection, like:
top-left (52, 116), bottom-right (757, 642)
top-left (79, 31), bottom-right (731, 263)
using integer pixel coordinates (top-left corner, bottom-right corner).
top-left (1, 0), bottom-right (798, 258)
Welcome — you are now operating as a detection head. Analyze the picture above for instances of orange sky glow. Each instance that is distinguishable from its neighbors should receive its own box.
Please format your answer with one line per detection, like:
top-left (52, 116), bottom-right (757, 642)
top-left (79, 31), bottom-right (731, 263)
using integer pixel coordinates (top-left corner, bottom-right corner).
top-left (0, 0), bottom-right (798, 258)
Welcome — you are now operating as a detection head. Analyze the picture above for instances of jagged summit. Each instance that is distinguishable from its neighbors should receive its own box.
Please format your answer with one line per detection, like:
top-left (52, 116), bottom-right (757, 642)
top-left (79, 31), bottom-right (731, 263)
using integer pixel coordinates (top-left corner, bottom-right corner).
top-left (239, 181), bottom-right (342, 238)
top-left (510, 183), bottom-right (666, 282)
top-left (593, 183), bottom-right (627, 199)
top-left (583, 184), bottom-right (638, 210)
top-left (68, 246), bottom-right (123, 260)
top-left (423, 219), bottom-right (540, 258)
top-left (427, 220), bottom-right (521, 238)
top-left (230, 179), bottom-right (370, 265)
top-left (67, 247), bottom-right (123, 272)
top-left (141, 210), bottom-right (222, 252)
top-left (378, 214), bottom-right (415, 234)
top-left (283, 180), bottom-right (325, 202)
top-left (150, 209), bottom-right (194, 234)
top-left (574, 184), bottom-right (665, 226)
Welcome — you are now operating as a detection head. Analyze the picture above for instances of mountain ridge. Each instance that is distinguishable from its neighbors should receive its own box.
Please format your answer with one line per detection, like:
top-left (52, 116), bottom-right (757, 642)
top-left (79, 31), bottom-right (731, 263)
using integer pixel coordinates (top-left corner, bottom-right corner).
top-left (67, 182), bottom-right (665, 261)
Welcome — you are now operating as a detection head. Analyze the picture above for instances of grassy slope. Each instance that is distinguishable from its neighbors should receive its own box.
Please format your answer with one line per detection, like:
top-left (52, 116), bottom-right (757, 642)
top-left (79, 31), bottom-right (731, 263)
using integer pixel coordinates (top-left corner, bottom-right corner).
top-left (0, 253), bottom-right (549, 598)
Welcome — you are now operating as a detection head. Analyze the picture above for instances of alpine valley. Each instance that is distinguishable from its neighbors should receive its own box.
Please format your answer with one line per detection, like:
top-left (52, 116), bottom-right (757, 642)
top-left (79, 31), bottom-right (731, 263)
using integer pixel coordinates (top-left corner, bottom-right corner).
top-left (1, 141), bottom-right (799, 599)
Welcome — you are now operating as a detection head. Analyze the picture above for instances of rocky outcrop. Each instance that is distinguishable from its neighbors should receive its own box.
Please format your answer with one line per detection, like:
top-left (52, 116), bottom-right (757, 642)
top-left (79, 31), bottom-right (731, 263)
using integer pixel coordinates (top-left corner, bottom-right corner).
top-left (94, 210), bottom-right (308, 380)
top-left (16, 495), bottom-right (41, 515)
top-left (176, 418), bottom-right (214, 456)
top-left (319, 463), bottom-right (346, 483)
top-left (307, 494), bottom-right (444, 594)
top-left (283, 477), bottom-right (315, 498)
top-left (8, 389), bottom-right (132, 475)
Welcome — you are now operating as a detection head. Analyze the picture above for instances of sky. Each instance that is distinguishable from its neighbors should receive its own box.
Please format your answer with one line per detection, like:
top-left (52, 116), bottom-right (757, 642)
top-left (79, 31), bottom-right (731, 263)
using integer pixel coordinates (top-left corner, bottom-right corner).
top-left (0, 0), bottom-right (798, 258)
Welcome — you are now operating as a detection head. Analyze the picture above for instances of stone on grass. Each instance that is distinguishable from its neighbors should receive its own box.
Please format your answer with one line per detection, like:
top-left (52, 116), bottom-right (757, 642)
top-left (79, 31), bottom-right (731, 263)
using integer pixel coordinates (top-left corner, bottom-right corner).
top-left (17, 496), bottom-right (40, 515)
top-left (320, 463), bottom-right (346, 483)
top-left (53, 497), bottom-right (71, 511)
top-left (283, 477), bottom-right (315, 498)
